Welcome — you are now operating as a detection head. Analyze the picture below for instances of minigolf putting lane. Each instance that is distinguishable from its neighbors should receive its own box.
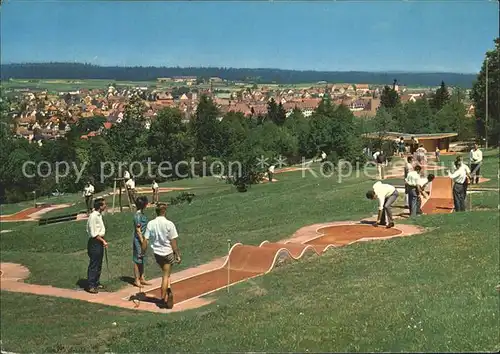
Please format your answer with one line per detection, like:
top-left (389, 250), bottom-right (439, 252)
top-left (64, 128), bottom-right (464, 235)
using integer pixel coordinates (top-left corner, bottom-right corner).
top-left (141, 224), bottom-right (404, 307)
top-left (421, 176), bottom-right (454, 214)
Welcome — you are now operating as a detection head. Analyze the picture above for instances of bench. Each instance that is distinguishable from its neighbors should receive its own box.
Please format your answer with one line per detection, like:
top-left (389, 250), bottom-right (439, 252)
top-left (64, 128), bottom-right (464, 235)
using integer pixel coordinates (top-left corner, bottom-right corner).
top-left (38, 213), bottom-right (79, 226)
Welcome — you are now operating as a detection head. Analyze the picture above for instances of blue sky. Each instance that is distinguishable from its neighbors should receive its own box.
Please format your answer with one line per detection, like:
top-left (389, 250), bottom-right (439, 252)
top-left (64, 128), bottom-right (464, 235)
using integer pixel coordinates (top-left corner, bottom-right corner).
top-left (1, 0), bottom-right (498, 73)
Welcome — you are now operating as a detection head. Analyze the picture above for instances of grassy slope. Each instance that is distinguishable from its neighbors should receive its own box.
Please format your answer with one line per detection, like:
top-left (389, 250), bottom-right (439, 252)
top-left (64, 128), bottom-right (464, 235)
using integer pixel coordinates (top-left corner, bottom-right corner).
top-left (1, 209), bottom-right (498, 353)
top-left (1, 159), bottom-right (498, 352)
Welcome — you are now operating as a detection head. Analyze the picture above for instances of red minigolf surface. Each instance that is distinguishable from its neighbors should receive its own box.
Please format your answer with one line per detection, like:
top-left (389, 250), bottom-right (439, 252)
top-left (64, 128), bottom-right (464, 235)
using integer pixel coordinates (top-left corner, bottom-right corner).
top-left (421, 177), bottom-right (454, 214)
top-left (0, 206), bottom-right (52, 221)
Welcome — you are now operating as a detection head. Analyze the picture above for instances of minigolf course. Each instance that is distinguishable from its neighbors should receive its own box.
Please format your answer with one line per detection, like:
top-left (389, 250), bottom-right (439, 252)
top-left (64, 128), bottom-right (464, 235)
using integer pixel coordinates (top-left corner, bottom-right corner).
top-left (142, 224), bottom-right (408, 307)
top-left (0, 172), bottom-right (488, 313)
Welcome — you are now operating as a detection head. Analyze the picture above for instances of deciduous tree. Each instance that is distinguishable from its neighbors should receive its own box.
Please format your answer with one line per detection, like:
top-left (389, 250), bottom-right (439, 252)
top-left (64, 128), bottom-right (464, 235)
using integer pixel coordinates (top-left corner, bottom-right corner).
top-left (470, 38), bottom-right (499, 146)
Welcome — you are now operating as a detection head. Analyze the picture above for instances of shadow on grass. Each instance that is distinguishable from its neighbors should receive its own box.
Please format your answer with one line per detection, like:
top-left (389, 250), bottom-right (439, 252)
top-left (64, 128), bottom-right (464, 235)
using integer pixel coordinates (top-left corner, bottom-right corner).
top-left (128, 292), bottom-right (168, 309)
top-left (75, 279), bottom-right (87, 289)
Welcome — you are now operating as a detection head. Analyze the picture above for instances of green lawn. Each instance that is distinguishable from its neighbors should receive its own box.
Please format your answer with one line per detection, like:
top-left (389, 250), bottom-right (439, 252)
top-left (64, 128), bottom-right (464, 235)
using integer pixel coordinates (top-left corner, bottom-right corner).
top-left (1, 162), bottom-right (499, 352)
top-left (1, 210), bottom-right (498, 352)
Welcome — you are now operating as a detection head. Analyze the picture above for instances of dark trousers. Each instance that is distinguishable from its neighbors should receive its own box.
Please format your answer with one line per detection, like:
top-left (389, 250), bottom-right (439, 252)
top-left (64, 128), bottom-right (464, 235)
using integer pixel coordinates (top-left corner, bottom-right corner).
top-left (453, 183), bottom-right (466, 212)
top-left (470, 164), bottom-right (480, 184)
top-left (408, 187), bottom-right (420, 217)
top-left (268, 172), bottom-right (273, 182)
top-left (85, 196), bottom-right (93, 212)
top-left (380, 190), bottom-right (399, 224)
top-left (87, 237), bottom-right (104, 288)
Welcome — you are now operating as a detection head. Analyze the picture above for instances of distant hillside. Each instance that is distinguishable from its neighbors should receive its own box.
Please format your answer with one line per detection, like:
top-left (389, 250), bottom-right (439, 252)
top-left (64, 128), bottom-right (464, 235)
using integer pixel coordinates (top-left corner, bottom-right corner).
top-left (0, 63), bottom-right (478, 88)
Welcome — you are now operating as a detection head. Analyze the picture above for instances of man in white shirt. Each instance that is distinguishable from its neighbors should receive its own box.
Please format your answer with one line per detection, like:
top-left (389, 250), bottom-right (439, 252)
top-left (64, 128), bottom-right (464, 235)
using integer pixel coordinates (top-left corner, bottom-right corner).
top-left (365, 181), bottom-right (399, 228)
top-left (126, 177), bottom-right (136, 206)
top-left (417, 173), bottom-right (435, 213)
top-left (83, 181), bottom-right (95, 215)
top-left (448, 160), bottom-right (468, 212)
top-left (267, 165), bottom-right (275, 182)
top-left (469, 143), bottom-right (483, 184)
top-left (321, 151), bottom-right (327, 163)
top-left (143, 203), bottom-right (181, 309)
top-left (86, 198), bottom-right (108, 294)
top-left (151, 180), bottom-right (159, 204)
top-left (454, 157), bottom-right (472, 194)
top-left (405, 165), bottom-right (423, 217)
top-left (403, 156), bottom-right (414, 208)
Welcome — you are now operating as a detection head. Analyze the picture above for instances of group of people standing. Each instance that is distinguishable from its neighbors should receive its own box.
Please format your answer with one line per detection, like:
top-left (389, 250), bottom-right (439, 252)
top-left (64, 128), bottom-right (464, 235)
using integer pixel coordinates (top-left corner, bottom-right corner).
top-left (84, 171), bottom-right (180, 309)
top-left (86, 195), bottom-right (182, 309)
top-left (366, 142), bottom-right (484, 227)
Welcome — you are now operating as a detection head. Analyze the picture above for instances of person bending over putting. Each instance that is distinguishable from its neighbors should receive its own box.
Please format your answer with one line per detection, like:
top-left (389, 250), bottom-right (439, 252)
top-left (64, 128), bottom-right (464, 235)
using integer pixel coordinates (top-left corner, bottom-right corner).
top-left (142, 203), bottom-right (181, 309)
top-left (132, 196), bottom-right (152, 288)
top-left (366, 181), bottom-right (399, 228)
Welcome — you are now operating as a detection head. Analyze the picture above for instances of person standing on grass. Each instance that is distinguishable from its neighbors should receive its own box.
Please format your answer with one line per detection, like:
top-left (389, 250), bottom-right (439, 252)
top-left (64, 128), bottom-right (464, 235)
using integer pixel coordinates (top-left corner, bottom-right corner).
top-left (405, 165), bottom-right (424, 217)
top-left (373, 150), bottom-right (386, 180)
top-left (267, 164), bottom-right (275, 182)
top-left (415, 145), bottom-right (427, 165)
top-left (448, 160), bottom-right (468, 212)
top-left (404, 156), bottom-right (414, 208)
top-left (132, 196), bottom-right (152, 288)
top-left (469, 143), bottom-right (483, 184)
top-left (86, 198), bottom-right (108, 294)
top-left (123, 169), bottom-right (131, 181)
top-left (365, 181), bottom-right (399, 228)
top-left (435, 147), bottom-right (441, 162)
top-left (126, 177), bottom-right (136, 207)
top-left (398, 137), bottom-right (406, 157)
top-left (142, 203), bottom-right (181, 309)
top-left (454, 157), bottom-right (471, 194)
top-left (152, 179), bottom-right (159, 204)
top-left (410, 136), bottom-right (419, 154)
top-left (320, 150), bottom-right (327, 163)
top-left (83, 181), bottom-right (95, 215)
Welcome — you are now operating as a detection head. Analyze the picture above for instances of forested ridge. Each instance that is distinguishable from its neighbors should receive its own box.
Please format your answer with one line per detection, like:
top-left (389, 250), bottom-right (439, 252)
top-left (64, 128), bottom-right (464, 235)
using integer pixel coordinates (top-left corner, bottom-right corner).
top-left (1, 63), bottom-right (477, 87)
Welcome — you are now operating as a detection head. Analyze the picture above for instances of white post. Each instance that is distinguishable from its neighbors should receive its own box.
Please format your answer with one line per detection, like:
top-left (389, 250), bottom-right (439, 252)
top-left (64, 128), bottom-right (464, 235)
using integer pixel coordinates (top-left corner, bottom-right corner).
top-left (111, 180), bottom-right (117, 214)
top-left (227, 239), bottom-right (231, 293)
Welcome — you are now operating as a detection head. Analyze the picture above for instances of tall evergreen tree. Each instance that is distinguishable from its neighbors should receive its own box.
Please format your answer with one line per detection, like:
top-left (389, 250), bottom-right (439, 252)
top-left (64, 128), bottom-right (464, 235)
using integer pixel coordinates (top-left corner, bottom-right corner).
top-left (266, 98), bottom-right (286, 125)
top-left (380, 85), bottom-right (400, 109)
top-left (431, 81), bottom-right (450, 112)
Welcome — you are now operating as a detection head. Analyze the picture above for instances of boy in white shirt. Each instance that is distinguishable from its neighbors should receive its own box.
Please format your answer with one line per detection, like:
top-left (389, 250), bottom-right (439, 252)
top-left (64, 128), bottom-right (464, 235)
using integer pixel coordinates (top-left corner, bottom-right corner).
top-left (140, 203), bottom-right (181, 309)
